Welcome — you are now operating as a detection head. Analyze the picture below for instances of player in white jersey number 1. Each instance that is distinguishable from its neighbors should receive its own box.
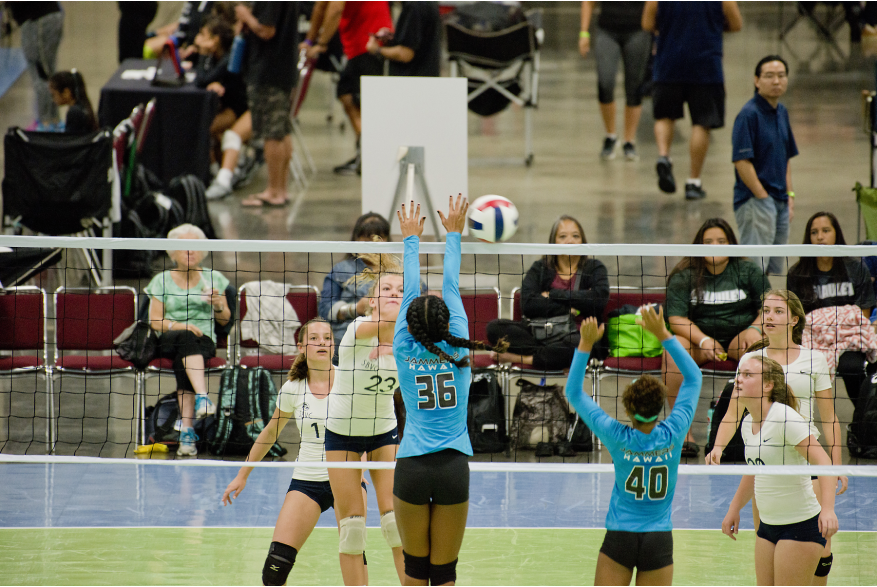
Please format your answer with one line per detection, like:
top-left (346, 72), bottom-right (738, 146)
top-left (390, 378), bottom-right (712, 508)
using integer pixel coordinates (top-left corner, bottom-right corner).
top-left (221, 320), bottom-right (368, 586)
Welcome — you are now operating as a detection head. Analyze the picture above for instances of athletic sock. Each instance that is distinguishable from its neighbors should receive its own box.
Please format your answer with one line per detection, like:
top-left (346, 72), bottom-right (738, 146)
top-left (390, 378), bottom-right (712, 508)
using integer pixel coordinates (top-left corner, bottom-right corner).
top-left (215, 168), bottom-right (233, 188)
top-left (686, 178), bottom-right (702, 187)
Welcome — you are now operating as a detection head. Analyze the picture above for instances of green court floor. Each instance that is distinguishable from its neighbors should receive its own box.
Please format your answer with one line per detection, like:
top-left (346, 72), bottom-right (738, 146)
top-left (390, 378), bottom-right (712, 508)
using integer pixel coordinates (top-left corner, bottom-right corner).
top-left (1, 528), bottom-right (874, 586)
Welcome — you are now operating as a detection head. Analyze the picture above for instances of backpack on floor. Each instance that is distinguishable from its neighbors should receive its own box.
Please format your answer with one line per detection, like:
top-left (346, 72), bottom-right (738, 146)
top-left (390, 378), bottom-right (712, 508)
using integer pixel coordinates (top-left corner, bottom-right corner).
top-left (704, 380), bottom-right (747, 462)
top-left (509, 379), bottom-right (569, 449)
top-left (848, 372), bottom-right (877, 459)
top-left (468, 368), bottom-right (508, 453)
top-left (144, 392), bottom-right (215, 452)
top-left (167, 174), bottom-right (217, 239)
top-left (208, 366), bottom-right (286, 457)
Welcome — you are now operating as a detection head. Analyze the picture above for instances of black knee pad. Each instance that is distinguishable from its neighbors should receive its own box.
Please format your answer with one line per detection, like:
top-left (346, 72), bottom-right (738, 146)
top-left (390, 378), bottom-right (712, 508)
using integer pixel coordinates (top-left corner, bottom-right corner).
top-left (262, 541), bottom-right (297, 586)
top-left (815, 553), bottom-right (833, 578)
top-left (430, 559), bottom-right (458, 586)
top-left (403, 551), bottom-right (430, 581)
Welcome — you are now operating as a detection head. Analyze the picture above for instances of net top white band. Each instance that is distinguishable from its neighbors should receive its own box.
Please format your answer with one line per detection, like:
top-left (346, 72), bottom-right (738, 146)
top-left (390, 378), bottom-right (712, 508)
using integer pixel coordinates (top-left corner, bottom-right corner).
top-left (0, 234), bottom-right (873, 257)
top-left (2, 455), bottom-right (875, 476)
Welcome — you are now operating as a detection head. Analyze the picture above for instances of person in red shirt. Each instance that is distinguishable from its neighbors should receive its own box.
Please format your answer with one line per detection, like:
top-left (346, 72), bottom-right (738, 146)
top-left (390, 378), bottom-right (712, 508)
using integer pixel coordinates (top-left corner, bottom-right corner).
top-left (304, 2), bottom-right (393, 175)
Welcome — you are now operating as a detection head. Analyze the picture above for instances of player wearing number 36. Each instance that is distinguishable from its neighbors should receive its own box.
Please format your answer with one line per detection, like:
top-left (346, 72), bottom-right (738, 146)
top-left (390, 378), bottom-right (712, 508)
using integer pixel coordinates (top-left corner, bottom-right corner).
top-left (392, 195), bottom-right (509, 586)
top-left (566, 306), bottom-right (702, 586)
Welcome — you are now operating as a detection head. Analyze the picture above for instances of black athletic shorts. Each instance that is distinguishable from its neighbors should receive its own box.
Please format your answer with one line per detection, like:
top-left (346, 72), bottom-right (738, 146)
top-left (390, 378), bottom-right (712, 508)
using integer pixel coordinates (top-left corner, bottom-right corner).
top-left (336, 52), bottom-right (384, 102)
top-left (652, 82), bottom-right (725, 129)
top-left (287, 478), bottom-right (368, 513)
top-left (394, 449), bottom-right (470, 506)
top-left (599, 530), bottom-right (674, 572)
top-left (756, 514), bottom-right (827, 547)
top-left (324, 427), bottom-right (399, 455)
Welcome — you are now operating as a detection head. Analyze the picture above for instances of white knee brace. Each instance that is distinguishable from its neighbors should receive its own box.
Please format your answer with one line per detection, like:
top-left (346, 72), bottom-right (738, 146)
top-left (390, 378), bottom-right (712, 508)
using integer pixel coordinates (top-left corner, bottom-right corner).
top-left (380, 510), bottom-right (402, 548)
top-left (339, 516), bottom-right (367, 555)
top-left (221, 130), bottom-right (242, 153)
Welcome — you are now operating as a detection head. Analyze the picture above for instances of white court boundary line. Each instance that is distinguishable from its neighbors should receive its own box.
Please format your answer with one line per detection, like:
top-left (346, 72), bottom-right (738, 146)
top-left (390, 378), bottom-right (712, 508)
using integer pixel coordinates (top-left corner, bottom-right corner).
top-left (1, 526), bottom-right (874, 533)
top-left (2, 455), bottom-right (876, 476)
top-left (0, 234), bottom-right (872, 257)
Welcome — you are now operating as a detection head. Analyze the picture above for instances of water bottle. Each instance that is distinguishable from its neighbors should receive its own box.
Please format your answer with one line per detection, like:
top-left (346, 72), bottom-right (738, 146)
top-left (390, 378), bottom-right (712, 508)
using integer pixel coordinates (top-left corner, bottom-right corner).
top-left (228, 35), bottom-right (246, 74)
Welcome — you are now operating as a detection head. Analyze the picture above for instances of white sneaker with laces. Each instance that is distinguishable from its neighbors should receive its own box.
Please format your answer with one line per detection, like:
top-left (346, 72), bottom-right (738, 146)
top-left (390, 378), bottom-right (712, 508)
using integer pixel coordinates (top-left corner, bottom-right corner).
top-left (205, 178), bottom-right (233, 200)
top-left (178, 427), bottom-right (199, 457)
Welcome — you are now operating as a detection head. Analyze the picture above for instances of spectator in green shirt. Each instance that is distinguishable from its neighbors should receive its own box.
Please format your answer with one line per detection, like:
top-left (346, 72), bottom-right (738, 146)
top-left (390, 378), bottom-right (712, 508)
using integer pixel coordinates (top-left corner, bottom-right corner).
top-left (146, 224), bottom-right (231, 457)
top-left (665, 218), bottom-right (770, 457)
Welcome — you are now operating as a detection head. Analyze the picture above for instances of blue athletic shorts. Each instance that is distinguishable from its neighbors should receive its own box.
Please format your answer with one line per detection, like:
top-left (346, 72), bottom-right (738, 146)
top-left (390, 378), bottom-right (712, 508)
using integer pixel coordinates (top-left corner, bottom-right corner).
top-left (757, 514), bottom-right (827, 547)
top-left (324, 427), bottom-right (399, 455)
top-left (287, 478), bottom-right (368, 513)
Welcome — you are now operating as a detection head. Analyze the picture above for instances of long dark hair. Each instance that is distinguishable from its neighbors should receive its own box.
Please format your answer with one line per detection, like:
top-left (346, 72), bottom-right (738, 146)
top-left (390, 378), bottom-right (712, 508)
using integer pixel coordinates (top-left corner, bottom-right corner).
top-left (787, 212), bottom-right (848, 308)
top-left (668, 218), bottom-right (739, 302)
top-left (49, 70), bottom-right (98, 132)
top-left (406, 295), bottom-right (508, 368)
top-left (347, 213), bottom-right (391, 260)
top-left (202, 16), bottom-right (234, 55)
top-left (542, 215), bottom-right (587, 273)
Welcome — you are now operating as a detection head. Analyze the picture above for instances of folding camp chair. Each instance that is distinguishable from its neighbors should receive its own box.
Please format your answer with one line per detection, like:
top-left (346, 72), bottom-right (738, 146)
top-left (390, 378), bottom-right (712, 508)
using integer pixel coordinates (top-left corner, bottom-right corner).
top-left (446, 9), bottom-right (542, 166)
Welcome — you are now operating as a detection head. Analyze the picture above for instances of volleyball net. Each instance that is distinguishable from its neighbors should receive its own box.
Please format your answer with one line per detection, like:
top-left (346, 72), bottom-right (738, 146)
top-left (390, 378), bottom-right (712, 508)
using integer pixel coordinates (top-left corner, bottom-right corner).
top-left (0, 234), bottom-right (875, 474)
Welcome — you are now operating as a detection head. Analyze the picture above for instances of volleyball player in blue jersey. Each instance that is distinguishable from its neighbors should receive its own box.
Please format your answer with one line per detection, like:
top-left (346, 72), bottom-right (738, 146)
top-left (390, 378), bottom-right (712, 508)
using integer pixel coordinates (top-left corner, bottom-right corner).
top-left (392, 196), bottom-right (508, 586)
top-left (566, 306), bottom-right (702, 585)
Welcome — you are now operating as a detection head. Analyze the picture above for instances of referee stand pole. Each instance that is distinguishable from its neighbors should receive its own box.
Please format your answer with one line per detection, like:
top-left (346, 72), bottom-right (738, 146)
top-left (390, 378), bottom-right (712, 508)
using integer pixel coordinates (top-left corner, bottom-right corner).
top-left (389, 146), bottom-right (441, 237)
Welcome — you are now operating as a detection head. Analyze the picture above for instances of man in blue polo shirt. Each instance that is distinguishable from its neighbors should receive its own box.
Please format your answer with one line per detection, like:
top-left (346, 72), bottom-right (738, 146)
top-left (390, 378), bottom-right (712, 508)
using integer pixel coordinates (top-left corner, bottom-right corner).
top-left (732, 55), bottom-right (798, 276)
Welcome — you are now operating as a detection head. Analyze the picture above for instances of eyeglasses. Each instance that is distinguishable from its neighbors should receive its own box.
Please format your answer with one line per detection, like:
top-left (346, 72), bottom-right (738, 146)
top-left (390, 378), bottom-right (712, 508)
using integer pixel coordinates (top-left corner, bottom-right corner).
top-left (759, 72), bottom-right (788, 80)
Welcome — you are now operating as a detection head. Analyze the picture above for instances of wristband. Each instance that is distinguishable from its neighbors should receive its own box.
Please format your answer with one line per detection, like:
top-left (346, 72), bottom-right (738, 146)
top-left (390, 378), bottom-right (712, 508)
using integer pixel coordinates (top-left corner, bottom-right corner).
top-left (787, 191), bottom-right (795, 198)
top-left (747, 325), bottom-right (763, 334)
top-left (303, 39), bottom-right (314, 47)
top-left (579, 31), bottom-right (590, 38)
top-left (699, 336), bottom-right (711, 349)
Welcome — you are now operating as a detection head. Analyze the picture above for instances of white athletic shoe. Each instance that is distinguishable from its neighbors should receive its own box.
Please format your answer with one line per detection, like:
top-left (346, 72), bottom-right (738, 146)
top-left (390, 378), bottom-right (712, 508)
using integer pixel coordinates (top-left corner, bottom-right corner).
top-left (205, 178), bottom-right (233, 200)
top-left (178, 427), bottom-right (199, 457)
top-left (195, 395), bottom-right (216, 419)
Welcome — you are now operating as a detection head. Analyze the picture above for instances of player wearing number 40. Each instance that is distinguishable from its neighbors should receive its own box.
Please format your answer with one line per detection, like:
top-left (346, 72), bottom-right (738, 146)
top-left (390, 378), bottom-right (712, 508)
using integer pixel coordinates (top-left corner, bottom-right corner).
top-left (392, 196), bottom-right (510, 587)
top-left (565, 306), bottom-right (703, 586)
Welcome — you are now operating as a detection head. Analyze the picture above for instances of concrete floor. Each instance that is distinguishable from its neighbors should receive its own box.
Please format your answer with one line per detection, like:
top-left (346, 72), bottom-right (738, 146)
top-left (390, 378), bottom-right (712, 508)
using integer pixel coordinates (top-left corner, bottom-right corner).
top-left (0, 2), bottom-right (874, 463)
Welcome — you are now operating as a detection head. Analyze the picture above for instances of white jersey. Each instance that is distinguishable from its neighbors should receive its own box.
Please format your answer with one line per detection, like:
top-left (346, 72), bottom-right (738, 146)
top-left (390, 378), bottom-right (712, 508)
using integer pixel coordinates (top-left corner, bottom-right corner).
top-left (326, 316), bottom-right (398, 437)
top-left (739, 348), bottom-right (831, 439)
top-left (741, 402), bottom-right (821, 525)
top-left (276, 378), bottom-right (329, 482)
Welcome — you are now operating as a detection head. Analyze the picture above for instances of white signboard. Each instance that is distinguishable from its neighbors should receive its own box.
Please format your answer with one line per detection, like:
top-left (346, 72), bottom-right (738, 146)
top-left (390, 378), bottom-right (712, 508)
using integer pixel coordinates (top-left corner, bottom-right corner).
top-left (361, 76), bottom-right (468, 236)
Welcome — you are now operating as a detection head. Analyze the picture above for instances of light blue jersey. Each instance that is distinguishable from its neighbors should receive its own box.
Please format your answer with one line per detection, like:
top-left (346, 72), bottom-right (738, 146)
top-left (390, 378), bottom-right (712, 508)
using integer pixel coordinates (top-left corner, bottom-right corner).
top-left (565, 337), bottom-right (702, 532)
top-left (394, 233), bottom-right (473, 458)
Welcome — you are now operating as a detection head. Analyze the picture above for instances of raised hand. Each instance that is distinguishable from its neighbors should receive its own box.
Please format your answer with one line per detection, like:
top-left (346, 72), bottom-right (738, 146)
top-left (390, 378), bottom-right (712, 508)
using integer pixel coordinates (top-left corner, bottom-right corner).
top-left (437, 193), bottom-right (469, 234)
top-left (636, 305), bottom-right (671, 342)
top-left (397, 200), bottom-right (425, 239)
top-left (577, 317), bottom-right (605, 354)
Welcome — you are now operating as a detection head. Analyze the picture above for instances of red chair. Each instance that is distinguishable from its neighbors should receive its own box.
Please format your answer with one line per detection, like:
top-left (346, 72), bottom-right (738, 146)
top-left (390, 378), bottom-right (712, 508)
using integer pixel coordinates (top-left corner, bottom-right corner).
top-left (459, 287), bottom-right (502, 369)
top-left (0, 286), bottom-right (50, 452)
top-left (52, 286), bottom-right (139, 451)
top-left (238, 284), bottom-right (320, 372)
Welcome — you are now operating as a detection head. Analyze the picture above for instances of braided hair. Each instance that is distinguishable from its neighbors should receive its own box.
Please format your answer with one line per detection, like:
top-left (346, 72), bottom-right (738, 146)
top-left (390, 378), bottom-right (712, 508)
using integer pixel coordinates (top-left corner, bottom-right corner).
top-left (406, 295), bottom-right (509, 369)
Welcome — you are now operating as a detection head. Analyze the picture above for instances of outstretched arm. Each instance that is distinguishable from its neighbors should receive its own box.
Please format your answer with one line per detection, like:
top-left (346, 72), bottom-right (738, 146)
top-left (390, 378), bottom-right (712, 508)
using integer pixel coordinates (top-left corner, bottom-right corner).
top-left (640, 306), bottom-right (702, 435)
top-left (565, 318), bottom-right (627, 443)
top-left (395, 201), bottom-right (425, 339)
top-left (438, 194), bottom-right (469, 338)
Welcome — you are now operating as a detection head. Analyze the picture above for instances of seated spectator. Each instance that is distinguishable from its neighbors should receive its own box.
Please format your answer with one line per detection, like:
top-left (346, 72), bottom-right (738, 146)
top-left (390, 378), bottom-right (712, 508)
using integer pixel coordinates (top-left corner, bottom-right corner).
top-left (320, 213), bottom-right (393, 349)
top-left (146, 223), bottom-right (231, 457)
top-left (665, 218), bottom-right (769, 457)
top-left (48, 70), bottom-right (99, 134)
top-left (365, 1), bottom-right (441, 77)
top-left (143, 1), bottom-right (233, 62)
top-left (189, 17), bottom-right (253, 200)
top-left (487, 215), bottom-right (610, 370)
top-left (787, 211), bottom-right (877, 404)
